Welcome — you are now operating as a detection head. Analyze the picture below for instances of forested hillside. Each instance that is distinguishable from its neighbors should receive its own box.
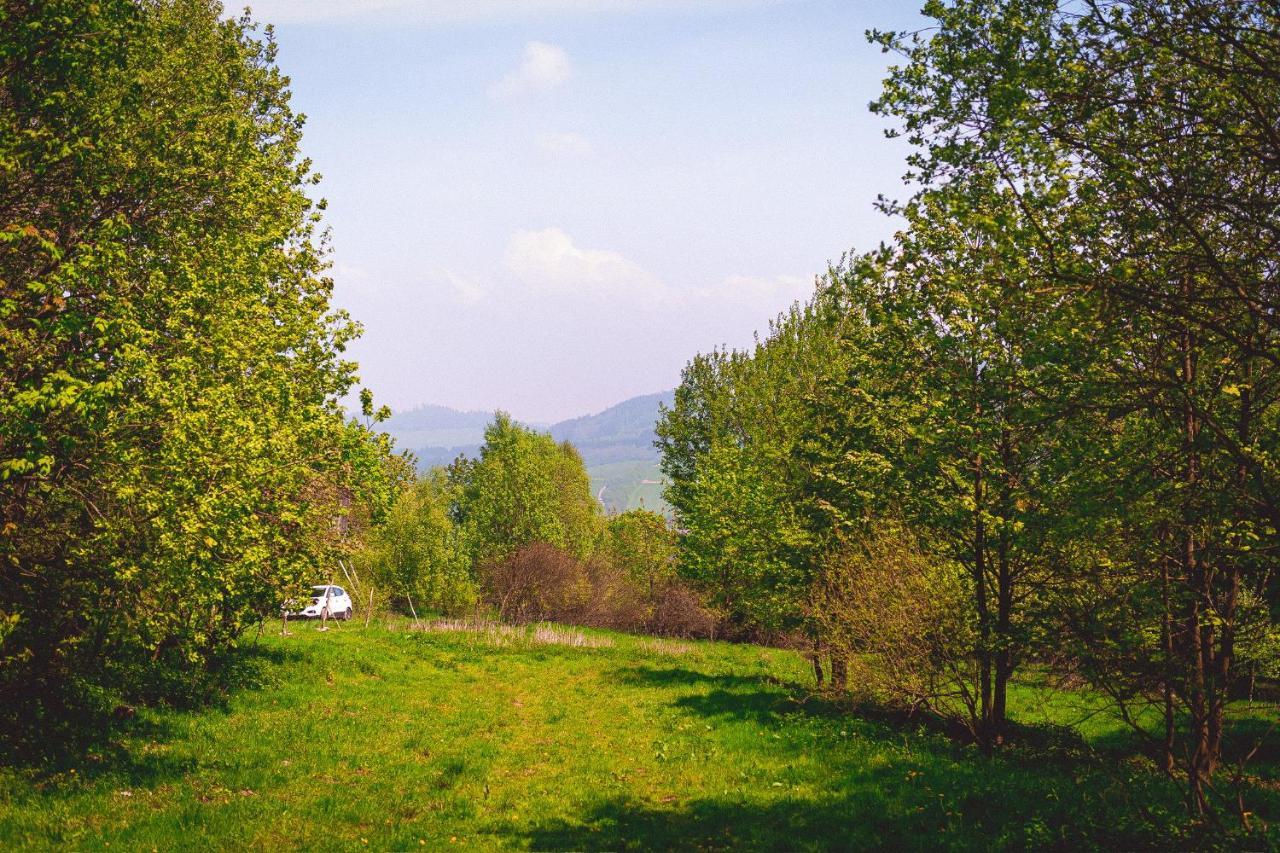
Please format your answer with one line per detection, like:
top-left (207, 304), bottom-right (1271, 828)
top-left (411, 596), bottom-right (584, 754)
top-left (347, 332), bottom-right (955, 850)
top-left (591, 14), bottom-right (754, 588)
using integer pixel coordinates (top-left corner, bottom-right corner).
top-left (373, 404), bottom-right (496, 459)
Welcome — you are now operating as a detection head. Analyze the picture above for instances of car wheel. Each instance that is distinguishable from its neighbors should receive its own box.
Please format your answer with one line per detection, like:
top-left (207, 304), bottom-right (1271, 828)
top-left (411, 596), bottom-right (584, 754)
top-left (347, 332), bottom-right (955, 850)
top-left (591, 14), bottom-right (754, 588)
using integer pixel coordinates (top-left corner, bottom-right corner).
top-left (344, 608), bottom-right (353, 621)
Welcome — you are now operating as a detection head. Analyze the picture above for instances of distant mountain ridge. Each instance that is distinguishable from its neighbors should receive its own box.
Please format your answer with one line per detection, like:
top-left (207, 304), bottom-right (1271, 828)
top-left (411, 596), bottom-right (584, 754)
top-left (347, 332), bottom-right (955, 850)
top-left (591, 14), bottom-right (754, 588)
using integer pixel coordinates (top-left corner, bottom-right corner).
top-left (385, 404), bottom-right (498, 431)
top-left (550, 390), bottom-right (673, 465)
top-left (379, 391), bottom-right (674, 513)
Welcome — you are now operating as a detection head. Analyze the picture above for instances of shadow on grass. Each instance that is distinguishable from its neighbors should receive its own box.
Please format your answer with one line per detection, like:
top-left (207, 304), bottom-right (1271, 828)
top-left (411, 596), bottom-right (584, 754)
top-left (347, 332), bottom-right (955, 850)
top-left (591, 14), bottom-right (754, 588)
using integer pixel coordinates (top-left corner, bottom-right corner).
top-left (521, 765), bottom-right (1198, 852)
top-left (583, 664), bottom-right (1279, 850)
top-left (613, 664), bottom-right (962, 740)
top-left (526, 790), bottom-right (949, 852)
top-left (0, 640), bottom-right (305, 787)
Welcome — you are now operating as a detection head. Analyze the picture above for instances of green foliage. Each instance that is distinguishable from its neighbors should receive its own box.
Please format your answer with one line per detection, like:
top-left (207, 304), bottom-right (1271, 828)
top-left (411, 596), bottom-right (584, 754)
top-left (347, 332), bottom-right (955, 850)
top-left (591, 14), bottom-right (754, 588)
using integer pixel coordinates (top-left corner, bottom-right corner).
top-left (867, 0), bottom-right (1280, 805)
top-left (604, 509), bottom-right (676, 594)
top-left (363, 471), bottom-right (476, 615)
top-left (658, 0), bottom-right (1280, 806)
top-left (0, 0), bottom-right (397, 728)
top-left (811, 525), bottom-right (979, 731)
top-left (452, 413), bottom-right (602, 566)
top-left (656, 301), bottom-right (847, 635)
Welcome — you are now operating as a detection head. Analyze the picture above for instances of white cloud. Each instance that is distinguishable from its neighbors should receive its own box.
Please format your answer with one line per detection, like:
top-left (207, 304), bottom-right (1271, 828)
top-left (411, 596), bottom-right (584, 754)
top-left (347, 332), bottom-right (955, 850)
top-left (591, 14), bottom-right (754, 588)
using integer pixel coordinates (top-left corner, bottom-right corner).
top-left (500, 229), bottom-right (812, 314)
top-left (488, 42), bottom-right (571, 100)
top-left (535, 131), bottom-right (594, 157)
top-left (243, 0), bottom-right (786, 26)
top-left (505, 228), bottom-right (661, 297)
top-left (708, 273), bottom-right (812, 304)
top-left (441, 268), bottom-right (487, 304)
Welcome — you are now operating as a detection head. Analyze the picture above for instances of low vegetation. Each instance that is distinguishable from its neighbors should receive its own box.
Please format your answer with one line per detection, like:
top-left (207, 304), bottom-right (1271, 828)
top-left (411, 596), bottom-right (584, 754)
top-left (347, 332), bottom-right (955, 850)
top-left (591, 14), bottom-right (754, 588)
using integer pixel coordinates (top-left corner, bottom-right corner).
top-left (5, 621), bottom-right (1275, 850)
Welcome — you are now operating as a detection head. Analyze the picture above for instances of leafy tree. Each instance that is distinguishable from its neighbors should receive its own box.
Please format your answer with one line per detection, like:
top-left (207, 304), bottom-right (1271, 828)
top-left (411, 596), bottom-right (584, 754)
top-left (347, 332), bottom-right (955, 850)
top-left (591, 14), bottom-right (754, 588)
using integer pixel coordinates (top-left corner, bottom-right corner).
top-left (0, 0), bottom-right (383, 734)
top-left (658, 300), bottom-right (848, 642)
top-left (364, 471), bottom-right (476, 615)
top-left (603, 509), bottom-right (677, 598)
top-left (452, 413), bottom-right (601, 566)
top-left (872, 0), bottom-right (1280, 807)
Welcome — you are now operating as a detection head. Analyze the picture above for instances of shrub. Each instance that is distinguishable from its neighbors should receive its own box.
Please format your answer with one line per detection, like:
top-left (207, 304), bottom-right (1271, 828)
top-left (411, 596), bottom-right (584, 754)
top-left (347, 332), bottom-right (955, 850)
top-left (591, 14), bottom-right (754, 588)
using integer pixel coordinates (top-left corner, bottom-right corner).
top-left (481, 542), bottom-right (590, 624)
top-left (577, 558), bottom-right (648, 632)
top-left (811, 526), bottom-right (978, 732)
top-left (649, 580), bottom-right (720, 639)
top-left (479, 541), bottom-right (711, 636)
top-left (363, 472), bottom-right (477, 616)
top-left (603, 510), bottom-right (677, 596)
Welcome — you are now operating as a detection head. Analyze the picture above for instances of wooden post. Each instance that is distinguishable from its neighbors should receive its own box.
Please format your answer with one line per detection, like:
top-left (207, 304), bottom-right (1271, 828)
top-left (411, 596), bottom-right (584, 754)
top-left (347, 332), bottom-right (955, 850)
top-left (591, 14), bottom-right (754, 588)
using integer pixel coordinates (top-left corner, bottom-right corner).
top-left (339, 560), bottom-right (357, 593)
top-left (319, 576), bottom-right (334, 632)
top-left (364, 587), bottom-right (375, 629)
top-left (406, 594), bottom-right (421, 630)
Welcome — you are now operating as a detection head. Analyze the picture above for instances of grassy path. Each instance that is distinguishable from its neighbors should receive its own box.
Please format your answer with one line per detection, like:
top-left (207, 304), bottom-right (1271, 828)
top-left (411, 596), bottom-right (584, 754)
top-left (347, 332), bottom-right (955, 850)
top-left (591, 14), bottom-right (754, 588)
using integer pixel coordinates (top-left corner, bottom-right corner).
top-left (0, 622), bottom-right (1259, 850)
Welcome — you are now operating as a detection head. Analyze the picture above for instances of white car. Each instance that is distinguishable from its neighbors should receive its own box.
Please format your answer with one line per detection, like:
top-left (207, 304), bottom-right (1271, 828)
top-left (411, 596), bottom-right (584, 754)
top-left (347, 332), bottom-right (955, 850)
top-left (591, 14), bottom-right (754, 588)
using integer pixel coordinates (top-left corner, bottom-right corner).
top-left (292, 585), bottom-right (353, 620)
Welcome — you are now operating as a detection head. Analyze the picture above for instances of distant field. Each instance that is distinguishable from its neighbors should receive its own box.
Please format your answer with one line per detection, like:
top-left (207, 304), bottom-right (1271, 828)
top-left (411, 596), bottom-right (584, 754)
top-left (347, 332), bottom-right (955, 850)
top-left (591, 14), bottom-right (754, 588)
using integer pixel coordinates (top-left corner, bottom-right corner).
top-left (4, 621), bottom-right (1271, 850)
top-left (587, 459), bottom-right (669, 515)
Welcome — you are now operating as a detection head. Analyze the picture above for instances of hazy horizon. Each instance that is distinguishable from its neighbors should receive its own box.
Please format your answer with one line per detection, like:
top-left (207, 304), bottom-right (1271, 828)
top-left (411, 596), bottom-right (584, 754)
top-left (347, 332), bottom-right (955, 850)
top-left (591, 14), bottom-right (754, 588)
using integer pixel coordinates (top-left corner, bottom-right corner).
top-left (257, 0), bottom-right (923, 422)
top-left (384, 386), bottom-right (672, 426)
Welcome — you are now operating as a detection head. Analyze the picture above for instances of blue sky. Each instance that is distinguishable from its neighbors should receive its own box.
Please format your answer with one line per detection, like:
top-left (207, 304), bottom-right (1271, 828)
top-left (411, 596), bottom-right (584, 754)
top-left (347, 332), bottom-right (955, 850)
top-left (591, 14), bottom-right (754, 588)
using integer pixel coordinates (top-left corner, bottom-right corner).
top-left (250, 0), bottom-right (926, 421)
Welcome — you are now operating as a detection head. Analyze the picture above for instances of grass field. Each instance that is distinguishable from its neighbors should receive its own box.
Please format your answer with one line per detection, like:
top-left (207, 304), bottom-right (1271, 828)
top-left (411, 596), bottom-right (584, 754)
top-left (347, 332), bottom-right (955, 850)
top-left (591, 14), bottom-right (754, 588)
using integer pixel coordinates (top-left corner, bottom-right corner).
top-left (587, 459), bottom-right (669, 515)
top-left (1, 620), bottom-right (1275, 850)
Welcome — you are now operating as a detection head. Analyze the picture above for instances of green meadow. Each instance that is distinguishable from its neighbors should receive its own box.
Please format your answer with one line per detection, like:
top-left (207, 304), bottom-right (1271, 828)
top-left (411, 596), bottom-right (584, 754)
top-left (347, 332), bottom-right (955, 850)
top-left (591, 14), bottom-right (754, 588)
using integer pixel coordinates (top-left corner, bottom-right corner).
top-left (4, 621), bottom-right (1272, 851)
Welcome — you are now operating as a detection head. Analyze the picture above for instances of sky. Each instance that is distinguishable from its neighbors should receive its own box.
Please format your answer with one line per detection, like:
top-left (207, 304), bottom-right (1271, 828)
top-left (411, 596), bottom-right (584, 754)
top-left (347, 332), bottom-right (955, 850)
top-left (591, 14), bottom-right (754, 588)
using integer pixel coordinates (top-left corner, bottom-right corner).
top-left (249, 0), bottom-right (926, 422)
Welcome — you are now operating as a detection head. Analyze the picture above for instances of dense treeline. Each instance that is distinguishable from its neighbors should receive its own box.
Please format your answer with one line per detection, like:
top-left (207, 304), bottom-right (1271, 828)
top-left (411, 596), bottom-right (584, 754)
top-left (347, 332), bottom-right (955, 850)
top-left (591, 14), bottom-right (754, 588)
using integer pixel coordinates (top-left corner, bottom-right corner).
top-left (658, 0), bottom-right (1280, 827)
top-left (362, 414), bottom-right (714, 637)
top-left (0, 1), bottom-right (404, 742)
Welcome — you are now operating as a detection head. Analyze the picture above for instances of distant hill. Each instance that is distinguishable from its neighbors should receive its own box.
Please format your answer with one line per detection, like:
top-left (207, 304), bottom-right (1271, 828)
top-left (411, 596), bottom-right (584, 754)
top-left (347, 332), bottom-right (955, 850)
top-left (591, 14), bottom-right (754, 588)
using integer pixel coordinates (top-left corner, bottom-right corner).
top-left (380, 391), bottom-right (674, 514)
top-left (378, 404), bottom-right (493, 457)
top-left (549, 390), bottom-right (673, 468)
top-left (550, 391), bottom-right (673, 515)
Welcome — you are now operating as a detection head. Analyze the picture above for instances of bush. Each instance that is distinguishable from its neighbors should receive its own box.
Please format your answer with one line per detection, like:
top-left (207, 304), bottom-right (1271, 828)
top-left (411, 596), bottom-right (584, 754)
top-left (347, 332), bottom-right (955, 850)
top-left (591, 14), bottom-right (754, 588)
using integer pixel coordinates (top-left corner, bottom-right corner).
top-left (577, 558), bottom-right (649, 632)
top-left (604, 509), bottom-right (677, 595)
top-left (649, 581), bottom-right (719, 639)
top-left (479, 541), bottom-right (714, 636)
top-left (811, 526), bottom-right (978, 731)
top-left (482, 543), bottom-right (589, 623)
top-left (363, 472), bottom-right (477, 616)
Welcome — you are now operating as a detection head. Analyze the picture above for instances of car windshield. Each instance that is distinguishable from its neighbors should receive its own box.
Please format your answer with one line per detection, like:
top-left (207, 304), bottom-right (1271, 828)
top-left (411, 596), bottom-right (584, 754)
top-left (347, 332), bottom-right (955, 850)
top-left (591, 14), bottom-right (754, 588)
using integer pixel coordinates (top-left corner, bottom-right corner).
top-left (311, 586), bottom-right (330, 597)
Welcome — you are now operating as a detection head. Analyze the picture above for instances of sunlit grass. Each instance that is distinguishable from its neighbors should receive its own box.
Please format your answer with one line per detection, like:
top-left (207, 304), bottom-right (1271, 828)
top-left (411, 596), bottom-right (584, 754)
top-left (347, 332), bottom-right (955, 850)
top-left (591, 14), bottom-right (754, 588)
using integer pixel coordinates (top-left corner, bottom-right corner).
top-left (0, 620), bottom-right (1274, 850)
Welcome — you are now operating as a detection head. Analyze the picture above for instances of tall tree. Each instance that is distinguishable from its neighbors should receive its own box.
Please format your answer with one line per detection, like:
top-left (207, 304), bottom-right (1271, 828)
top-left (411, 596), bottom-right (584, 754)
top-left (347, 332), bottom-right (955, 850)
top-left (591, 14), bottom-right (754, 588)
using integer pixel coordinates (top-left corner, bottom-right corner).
top-left (871, 0), bottom-right (1280, 808)
top-left (0, 0), bottom-right (381, 731)
top-left (451, 413), bottom-right (601, 566)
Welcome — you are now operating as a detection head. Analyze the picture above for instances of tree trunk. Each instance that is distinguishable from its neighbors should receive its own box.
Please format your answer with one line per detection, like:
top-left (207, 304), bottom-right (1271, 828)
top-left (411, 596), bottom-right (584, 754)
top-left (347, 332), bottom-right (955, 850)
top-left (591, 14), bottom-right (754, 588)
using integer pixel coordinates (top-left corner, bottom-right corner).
top-left (973, 450), bottom-right (993, 747)
top-left (1160, 547), bottom-right (1177, 777)
top-left (992, 530), bottom-right (1012, 746)
top-left (830, 655), bottom-right (848, 691)
top-left (1179, 309), bottom-right (1212, 814)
